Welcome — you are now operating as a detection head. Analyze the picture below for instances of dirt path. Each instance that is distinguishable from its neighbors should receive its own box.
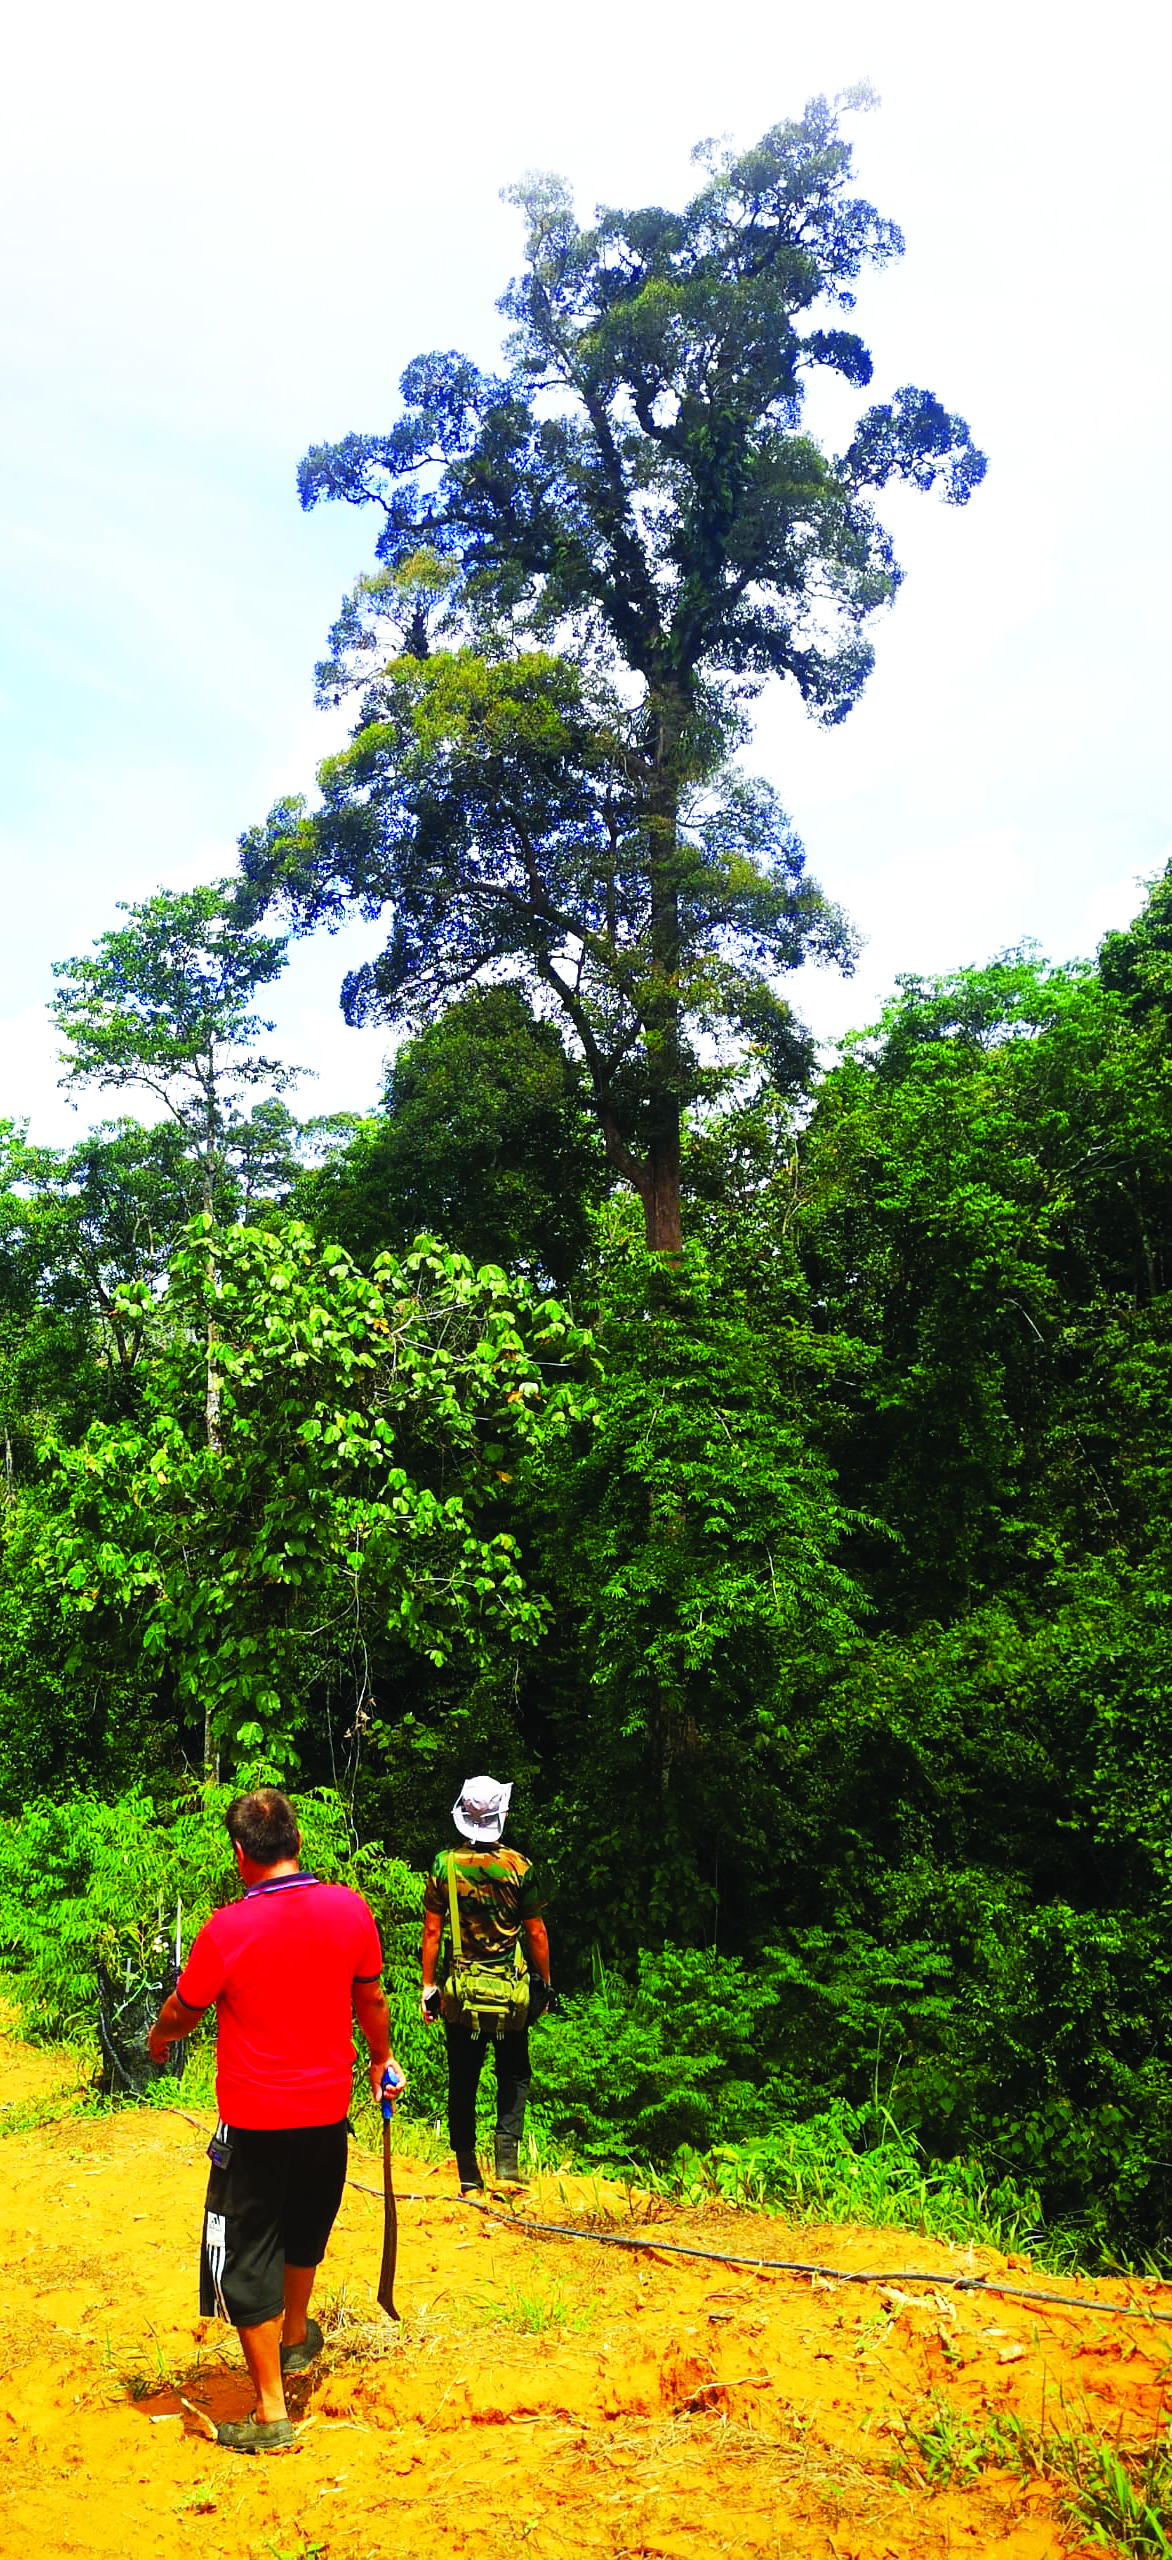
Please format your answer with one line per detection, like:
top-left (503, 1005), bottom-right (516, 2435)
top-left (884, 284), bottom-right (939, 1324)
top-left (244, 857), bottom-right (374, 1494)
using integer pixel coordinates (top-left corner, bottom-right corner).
top-left (0, 2026), bottom-right (1165, 2556)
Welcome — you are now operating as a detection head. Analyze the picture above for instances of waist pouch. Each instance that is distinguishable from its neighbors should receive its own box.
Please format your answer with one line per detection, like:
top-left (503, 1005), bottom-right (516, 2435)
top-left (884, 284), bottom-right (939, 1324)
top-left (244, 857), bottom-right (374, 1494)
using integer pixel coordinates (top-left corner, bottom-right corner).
top-left (441, 1853), bottom-right (530, 2037)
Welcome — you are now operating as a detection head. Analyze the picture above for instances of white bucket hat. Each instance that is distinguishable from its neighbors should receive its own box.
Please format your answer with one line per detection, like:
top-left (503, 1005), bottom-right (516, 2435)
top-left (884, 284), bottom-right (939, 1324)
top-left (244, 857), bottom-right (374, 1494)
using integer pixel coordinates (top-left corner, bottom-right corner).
top-left (452, 1774), bottom-right (513, 1843)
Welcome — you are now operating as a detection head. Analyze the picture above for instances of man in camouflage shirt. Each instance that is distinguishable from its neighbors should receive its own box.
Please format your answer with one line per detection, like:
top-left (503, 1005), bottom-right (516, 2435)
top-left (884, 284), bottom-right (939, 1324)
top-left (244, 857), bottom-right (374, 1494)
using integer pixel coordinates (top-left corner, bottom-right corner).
top-left (421, 1774), bottom-right (551, 2192)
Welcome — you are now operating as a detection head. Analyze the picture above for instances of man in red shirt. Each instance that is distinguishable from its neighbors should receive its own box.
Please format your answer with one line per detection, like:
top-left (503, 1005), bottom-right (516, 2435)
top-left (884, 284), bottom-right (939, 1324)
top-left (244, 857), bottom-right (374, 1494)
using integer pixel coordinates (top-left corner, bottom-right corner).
top-left (148, 1787), bottom-right (403, 2455)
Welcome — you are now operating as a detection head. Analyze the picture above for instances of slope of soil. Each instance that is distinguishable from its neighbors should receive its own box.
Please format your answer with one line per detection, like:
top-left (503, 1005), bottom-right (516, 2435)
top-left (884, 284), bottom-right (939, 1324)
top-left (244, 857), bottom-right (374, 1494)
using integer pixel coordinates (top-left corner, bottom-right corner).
top-left (0, 2025), bottom-right (1166, 2556)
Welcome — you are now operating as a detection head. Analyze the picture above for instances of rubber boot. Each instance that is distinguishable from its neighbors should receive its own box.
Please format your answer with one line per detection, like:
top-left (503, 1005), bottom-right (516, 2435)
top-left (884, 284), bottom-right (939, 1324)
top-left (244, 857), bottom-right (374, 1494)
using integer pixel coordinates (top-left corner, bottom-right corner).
top-left (456, 2149), bottom-right (484, 2194)
top-left (494, 2135), bottom-right (527, 2188)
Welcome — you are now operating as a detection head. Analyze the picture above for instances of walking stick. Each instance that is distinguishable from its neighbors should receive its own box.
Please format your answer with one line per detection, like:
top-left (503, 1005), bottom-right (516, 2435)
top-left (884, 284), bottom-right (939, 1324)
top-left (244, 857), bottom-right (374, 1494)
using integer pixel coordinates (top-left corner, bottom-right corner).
top-left (377, 2064), bottom-right (404, 2320)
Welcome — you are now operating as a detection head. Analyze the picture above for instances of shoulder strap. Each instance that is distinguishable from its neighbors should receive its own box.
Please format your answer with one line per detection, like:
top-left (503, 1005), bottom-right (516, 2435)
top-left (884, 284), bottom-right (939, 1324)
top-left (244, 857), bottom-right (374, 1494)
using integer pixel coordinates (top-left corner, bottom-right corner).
top-left (446, 1851), bottom-right (463, 1965)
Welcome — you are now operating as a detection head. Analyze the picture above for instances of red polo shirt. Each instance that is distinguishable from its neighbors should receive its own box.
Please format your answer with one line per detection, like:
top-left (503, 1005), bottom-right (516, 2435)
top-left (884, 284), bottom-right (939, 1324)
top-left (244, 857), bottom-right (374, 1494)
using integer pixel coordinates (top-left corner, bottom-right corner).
top-left (177, 1873), bottom-right (383, 2131)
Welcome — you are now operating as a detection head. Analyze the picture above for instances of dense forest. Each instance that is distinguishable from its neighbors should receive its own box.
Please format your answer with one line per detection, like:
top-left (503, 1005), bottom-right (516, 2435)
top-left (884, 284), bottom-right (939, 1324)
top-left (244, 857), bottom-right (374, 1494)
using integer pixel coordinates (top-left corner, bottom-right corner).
top-left (4, 97), bottom-right (1170, 2264)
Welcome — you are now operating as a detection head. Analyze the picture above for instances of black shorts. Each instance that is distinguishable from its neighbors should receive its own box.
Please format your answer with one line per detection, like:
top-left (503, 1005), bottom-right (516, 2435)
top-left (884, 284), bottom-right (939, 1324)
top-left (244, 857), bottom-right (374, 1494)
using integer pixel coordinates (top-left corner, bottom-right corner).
top-left (199, 2119), bottom-right (349, 2327)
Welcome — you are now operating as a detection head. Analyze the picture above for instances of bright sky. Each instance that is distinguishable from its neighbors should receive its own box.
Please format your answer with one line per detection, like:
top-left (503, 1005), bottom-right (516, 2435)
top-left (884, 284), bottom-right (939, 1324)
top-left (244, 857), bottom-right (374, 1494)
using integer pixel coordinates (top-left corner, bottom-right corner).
top-left (2, 0), bottom-right (1168, 1143)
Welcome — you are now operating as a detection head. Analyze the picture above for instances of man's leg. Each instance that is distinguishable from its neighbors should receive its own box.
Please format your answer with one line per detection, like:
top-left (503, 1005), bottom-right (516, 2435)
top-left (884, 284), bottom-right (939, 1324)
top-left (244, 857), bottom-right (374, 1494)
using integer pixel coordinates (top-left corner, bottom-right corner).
top-left (275, 2123), bottom-right (347, 2368)
top-left (236, 2314), bottom-right (287, 2425)
top-left (492, 2025), bottom-right (531, 2183)
top-left (445, 2022), bottom-right (487, 2188)
top-left (281, 2261), bottom-right (316, 2351)
top-left (199, 2128), bottom-right (296, 2450)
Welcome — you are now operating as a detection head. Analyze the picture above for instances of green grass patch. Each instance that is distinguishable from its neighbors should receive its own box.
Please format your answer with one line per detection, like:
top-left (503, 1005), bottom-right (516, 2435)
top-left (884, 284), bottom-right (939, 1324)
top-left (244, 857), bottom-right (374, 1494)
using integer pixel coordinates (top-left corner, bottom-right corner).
top-left (633, 2107), bottom-right (1066, 2263)
top-left (474, 2277), bottom-right (590, 2335)
top-left (895, 2389), bottom-right (1034, 2486)
top-left (1056, 2429), bottom-right (1172, 2556)
top-left (894, 2387), bottom-right (1172, 2555)
top-left (0, 2090), bottom-right (91, 2139)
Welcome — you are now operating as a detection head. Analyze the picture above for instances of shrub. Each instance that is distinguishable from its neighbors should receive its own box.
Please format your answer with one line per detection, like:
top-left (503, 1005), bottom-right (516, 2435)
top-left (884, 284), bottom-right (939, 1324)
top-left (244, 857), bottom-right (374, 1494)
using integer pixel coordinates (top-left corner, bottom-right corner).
top-left (0, 1783), bottom-right (422, 2052)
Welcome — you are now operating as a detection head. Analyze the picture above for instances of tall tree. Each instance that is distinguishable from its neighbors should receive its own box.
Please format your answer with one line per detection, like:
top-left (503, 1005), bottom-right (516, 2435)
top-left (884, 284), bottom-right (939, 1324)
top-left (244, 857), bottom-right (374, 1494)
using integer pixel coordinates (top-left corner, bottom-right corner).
top-left (52, 882), bottom-right (301, 1476)
top-left (241, 91), bottom-right (984, 1250)
top-left (51, 883), bottom-right (306, 1766)
top-left (51, 883), bottom-right (298, 1225)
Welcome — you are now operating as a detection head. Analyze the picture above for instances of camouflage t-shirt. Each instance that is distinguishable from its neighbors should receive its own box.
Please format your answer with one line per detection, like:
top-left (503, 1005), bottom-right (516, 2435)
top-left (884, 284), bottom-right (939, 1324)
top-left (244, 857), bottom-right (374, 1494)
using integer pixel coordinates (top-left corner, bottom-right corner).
top-left (423, 1844), bottom-right (542, 1967)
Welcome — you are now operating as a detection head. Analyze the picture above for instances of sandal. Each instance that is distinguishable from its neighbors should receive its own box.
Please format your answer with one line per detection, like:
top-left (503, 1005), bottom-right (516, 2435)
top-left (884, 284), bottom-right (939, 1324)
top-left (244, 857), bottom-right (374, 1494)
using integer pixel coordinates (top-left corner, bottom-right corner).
top-left (215, 2414), bottom-right (296, 2455)
top-left (280, 2316), bottom-right (323, 2376)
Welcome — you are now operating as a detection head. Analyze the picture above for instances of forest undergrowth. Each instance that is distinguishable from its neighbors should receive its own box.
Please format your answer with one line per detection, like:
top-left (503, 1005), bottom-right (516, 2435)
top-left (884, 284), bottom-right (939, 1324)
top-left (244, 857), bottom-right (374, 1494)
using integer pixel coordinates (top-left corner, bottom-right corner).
top-left (0, 1786), bottom-right (1084, 2278)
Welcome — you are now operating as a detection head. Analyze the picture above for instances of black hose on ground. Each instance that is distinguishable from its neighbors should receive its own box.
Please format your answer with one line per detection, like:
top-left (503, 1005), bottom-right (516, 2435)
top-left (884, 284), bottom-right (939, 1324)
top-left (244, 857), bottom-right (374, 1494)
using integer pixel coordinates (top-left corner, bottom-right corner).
top-left (343, 2176), bottom-right (1172, 2325)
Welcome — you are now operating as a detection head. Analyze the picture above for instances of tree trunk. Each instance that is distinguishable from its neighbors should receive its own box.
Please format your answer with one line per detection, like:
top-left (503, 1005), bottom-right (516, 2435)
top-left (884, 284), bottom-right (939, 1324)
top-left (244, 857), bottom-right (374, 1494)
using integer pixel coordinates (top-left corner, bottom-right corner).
top-left (204, 1302), bottom-right (222, 1782)
top-left (560, 683), bottom-right (689, 1252)
top-left (201, 1112), bottom-right (221, 1779)
top-left (205, 1324), bottom-right (222, 1460)
top-left (641, 1136), bottom-right (683, 1253)
top-left (202, 1140), bottom-right (223, 1466)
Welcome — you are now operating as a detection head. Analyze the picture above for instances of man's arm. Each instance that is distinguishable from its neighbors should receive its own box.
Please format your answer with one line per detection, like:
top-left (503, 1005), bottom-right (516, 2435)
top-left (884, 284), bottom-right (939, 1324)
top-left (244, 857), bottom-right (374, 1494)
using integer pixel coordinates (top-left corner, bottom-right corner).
top-left (522, 1917), bottom-right (551, 1986)
top-left (420, 1909), bottom-right (443, 2020)
top-left (146, 1990), bottom-right (204, 2064)
top-left (352, 1977), bottom-right (401, 2107)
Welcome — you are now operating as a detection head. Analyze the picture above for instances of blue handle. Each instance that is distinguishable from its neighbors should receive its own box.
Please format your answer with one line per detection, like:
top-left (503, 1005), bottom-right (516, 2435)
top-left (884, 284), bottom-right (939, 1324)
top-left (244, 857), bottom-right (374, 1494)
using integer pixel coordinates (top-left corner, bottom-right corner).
top-left (381, 2063), bottom-right (405, 2122)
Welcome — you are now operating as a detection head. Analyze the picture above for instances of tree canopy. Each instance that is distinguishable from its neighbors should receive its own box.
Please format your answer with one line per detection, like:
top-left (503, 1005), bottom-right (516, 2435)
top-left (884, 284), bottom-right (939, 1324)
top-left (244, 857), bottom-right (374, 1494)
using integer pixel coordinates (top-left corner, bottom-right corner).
top-left (241, 93), bottom-right (984, 1248)
top-left (52, 882), bottom-right (299, 1219)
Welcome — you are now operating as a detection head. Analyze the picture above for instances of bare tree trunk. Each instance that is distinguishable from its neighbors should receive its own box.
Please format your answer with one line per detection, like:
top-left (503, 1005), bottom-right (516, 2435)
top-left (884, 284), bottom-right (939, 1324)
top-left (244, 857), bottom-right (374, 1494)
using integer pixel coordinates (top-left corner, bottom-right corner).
top-left (641, 1137), bottom-right (683, 1254)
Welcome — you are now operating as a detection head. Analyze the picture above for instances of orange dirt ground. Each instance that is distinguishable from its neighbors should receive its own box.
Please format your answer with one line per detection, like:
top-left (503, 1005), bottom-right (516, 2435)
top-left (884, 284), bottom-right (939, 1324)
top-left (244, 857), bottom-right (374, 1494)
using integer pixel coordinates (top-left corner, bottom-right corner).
top-left (0, 2024), bottom-right (1168, 2557)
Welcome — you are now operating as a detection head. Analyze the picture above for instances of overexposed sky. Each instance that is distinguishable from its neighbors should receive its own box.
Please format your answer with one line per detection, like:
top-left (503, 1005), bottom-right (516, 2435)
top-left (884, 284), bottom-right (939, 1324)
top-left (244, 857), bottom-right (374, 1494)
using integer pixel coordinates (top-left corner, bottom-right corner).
top-left (2, 0), bottom-right (1169, 1141)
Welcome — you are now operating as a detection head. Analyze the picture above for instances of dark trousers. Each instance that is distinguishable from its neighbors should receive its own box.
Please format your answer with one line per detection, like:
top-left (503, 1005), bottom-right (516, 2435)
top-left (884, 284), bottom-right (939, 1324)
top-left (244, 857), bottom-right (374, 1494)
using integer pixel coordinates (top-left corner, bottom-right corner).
top-left (444, 2019), bottom-right (530, 2154)
top-left (198, 2119), bottom-right (348, 2327)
